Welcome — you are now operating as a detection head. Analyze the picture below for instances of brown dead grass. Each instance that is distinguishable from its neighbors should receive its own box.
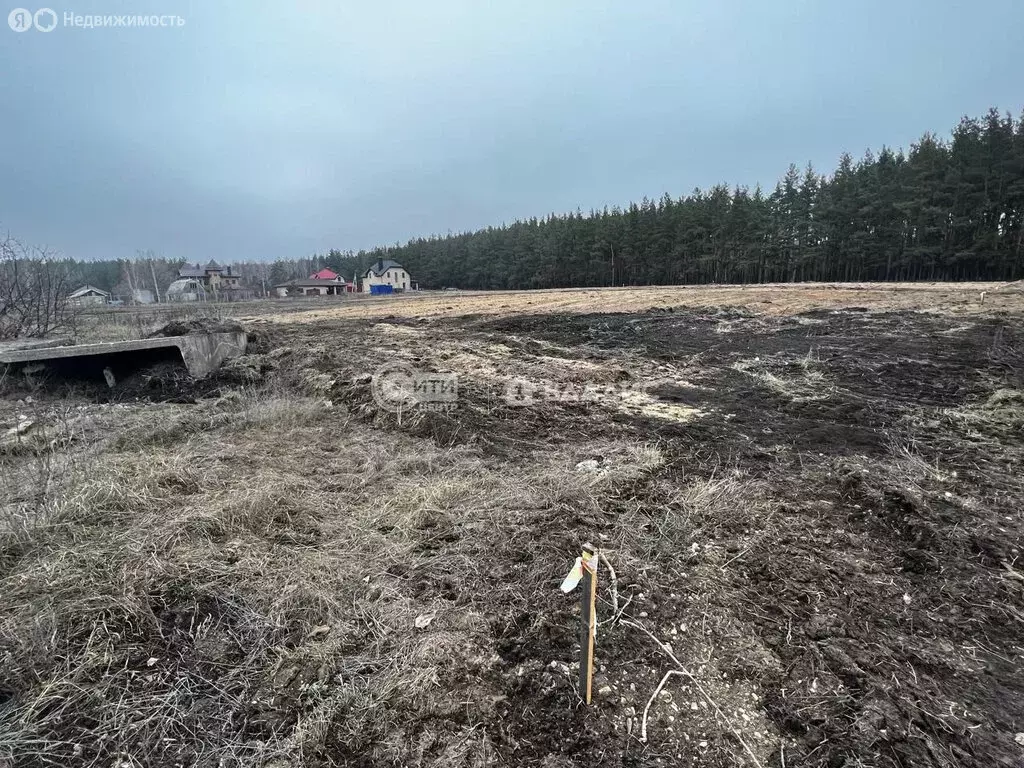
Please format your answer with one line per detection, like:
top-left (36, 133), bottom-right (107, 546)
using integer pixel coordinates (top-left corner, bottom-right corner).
top-left (3, 284), bottom-right (1023, 767)
top-left (2, 376), bottom-right (781, 767)
top-left (240, 281), bottom-right (1024, 327)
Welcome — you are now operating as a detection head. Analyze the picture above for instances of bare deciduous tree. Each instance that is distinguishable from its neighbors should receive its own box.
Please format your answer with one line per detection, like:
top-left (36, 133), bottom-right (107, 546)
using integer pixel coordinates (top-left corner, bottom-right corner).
top-left (0, 233), bottom-right (76, 339)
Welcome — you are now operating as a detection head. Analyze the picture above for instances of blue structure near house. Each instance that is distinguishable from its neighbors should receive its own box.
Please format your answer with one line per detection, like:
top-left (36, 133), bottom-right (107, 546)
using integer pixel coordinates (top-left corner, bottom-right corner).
top-left (369, 284), bottom-right (394, 296)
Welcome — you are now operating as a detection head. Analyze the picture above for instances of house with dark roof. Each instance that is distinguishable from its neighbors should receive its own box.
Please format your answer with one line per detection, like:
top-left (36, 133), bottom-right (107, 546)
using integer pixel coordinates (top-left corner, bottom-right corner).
top-left (68, 285), bottom-right (111, 306)
top-left (361, 259), bottom-right (411, 293)
top-left (177, 261), bottom-right (241, 289)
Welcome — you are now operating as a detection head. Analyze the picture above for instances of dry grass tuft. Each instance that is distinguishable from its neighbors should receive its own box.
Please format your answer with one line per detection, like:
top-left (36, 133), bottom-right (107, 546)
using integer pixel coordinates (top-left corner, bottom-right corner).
top-left (731, 350), bottom-right (833, 402)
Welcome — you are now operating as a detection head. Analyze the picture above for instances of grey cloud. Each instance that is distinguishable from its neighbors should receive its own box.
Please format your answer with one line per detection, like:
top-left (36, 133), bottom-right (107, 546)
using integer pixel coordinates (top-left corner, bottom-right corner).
top-left (1, 0), bottom-right (1021, 261)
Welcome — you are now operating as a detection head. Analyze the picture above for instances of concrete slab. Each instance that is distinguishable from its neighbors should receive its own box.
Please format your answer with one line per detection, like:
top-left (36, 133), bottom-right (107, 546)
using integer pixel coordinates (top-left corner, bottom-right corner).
top-left (0, 338), bottom-right (72, 353)
top-left (0, 331), bottom-right (247, 379)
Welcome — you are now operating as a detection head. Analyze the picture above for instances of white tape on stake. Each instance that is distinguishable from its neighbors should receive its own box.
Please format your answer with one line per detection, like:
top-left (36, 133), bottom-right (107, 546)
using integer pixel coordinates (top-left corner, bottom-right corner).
top-left (560, 557), bottom-right (584, 593)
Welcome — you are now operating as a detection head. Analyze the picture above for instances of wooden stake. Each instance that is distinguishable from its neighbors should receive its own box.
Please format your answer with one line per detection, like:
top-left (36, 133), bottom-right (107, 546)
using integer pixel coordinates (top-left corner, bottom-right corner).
top-left (579, 543), bottom-right (598, 704)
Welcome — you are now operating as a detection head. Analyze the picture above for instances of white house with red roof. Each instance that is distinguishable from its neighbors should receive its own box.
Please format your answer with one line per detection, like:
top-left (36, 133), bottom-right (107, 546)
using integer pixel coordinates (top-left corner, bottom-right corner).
top-left (271, 267), bottom-right (355, 297)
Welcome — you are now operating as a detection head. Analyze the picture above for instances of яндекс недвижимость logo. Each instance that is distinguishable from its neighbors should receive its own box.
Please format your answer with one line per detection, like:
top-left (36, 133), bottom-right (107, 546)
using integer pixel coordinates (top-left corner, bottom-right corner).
top-left (8, 8), bottom-right (184, 31)
top-left (8, 8), bottom-right (56, 31)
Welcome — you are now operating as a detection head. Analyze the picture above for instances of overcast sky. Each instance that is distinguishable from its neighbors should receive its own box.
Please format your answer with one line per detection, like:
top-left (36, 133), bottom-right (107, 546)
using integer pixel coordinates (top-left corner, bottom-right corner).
top-left (1, 0), bottom-right (1022, 262)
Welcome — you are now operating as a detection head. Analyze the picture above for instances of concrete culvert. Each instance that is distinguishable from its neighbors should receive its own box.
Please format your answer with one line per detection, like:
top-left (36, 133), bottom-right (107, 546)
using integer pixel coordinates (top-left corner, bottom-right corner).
top-left (0, 329), bottom-right (247, 388)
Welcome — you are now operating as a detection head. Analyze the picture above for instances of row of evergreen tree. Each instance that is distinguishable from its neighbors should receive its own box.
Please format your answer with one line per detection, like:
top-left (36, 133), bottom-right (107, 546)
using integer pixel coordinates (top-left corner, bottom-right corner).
top-left (343, 108), bottom-right (1023, 288)
top-left (69, 107), bottom-right (1024, 293)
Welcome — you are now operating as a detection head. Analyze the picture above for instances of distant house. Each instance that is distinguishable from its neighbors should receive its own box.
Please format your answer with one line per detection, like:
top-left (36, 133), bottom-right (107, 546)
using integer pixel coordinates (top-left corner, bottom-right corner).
top-left (311, 268), bottom-right (355, 291)
top-left (274, 277), bottom-right (354, 297)
top-left (177, 261), bottom-right (242, 290)
top-left (166, 278), bottom-right (207, 302)
top-left (173, 261), bottom-right (253, 301)
top-left (68, 285), bottom-right (111, 307)
top-left (361, 259), bottom-right (410, 293)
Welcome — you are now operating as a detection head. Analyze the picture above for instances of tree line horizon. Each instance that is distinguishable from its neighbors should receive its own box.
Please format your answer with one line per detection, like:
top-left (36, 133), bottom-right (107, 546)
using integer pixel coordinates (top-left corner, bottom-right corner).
top-left (43, 106), bottom-right (1024, 295)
